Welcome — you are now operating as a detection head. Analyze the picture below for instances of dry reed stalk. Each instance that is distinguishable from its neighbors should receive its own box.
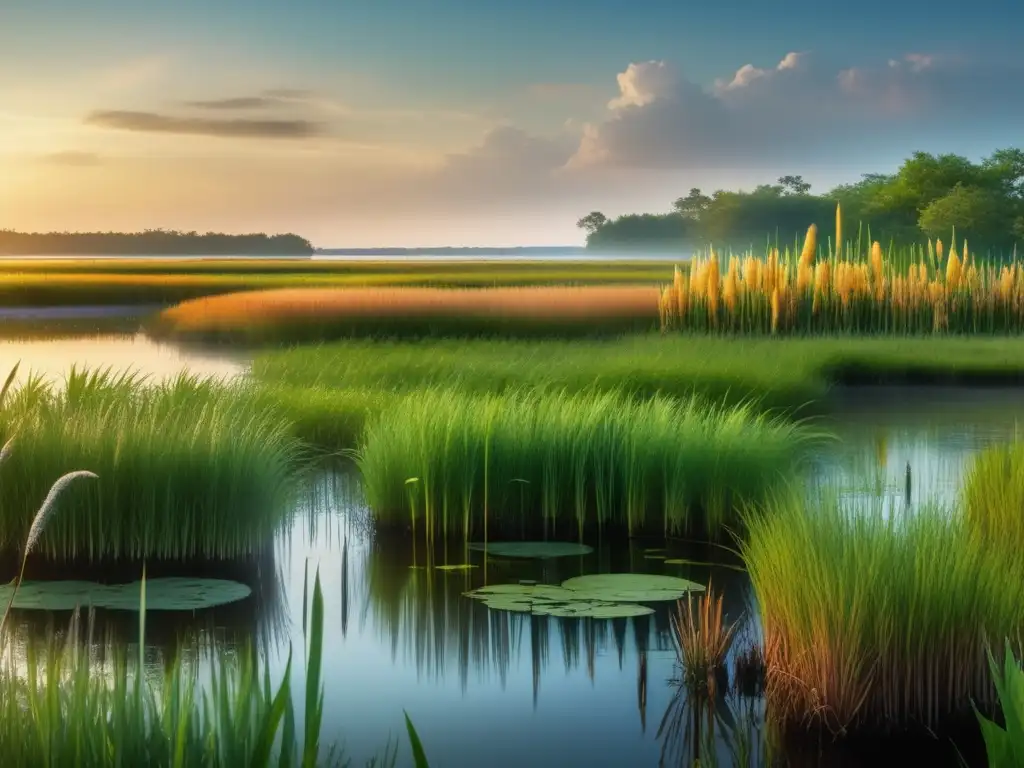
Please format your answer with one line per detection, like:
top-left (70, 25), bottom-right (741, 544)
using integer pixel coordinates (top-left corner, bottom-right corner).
top-left (671, 580), bottom-right (739, 698)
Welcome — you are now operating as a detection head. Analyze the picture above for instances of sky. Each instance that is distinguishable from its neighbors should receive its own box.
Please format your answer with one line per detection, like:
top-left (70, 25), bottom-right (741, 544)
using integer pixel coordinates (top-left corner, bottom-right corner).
top-left (2, 0), bottom-right (1023, 248)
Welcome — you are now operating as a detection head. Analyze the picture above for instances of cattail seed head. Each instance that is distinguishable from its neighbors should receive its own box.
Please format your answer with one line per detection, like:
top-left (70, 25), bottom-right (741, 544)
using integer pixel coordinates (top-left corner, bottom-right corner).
top-left (23, 471), bottom-right (98, 558)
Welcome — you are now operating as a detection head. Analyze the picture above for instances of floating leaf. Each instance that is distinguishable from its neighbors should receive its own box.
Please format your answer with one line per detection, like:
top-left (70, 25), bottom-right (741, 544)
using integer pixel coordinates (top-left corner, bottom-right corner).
top-left (664, 558), bottom-right (746, 572)
top-left (0, 578), bottom-right (251, 612)
top-left (560, 574), bottom-right (704, 602)
top-left (643, 555), bottom-right (667, 561)
top-left (643, 548), bottom-right (667, 554)
top-left (435, 565), bottom-right (477, 572)
top-left (518, 579), bottom-right (537, 586)
top-left (467, 542), bottom-right (593, 559)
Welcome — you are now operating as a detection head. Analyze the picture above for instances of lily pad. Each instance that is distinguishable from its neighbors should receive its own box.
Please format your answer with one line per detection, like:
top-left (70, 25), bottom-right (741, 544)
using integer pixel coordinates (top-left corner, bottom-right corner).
top-left (467, 542), bottom-right (593, 559)
top-left (560, 574), bottom-right (705, 602)
top-left (643, 555), bottom-right (667, 561)
top-left (435, 564), bottom-right (477, 572)
top-left (0, 578), bottom-right (251, 612)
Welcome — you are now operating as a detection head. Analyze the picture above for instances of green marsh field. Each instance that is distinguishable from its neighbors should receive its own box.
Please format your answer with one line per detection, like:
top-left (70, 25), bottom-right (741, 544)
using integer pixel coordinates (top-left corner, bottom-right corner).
top-left (4, 248), bottom-right (1024, 767)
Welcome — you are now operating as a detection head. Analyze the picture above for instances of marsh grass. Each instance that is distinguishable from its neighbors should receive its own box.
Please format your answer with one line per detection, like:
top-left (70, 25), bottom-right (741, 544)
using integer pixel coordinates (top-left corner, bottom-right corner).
top-left (355, 388), bottom-right (816, 541)
top-left (741, 490), bottom-right (1024, 736)
top-left (671, 580), bottom-right (739, 697)
top-left (255, 336), bottom-right (1024, 429)
top-left (0, 368), bottom-right (304, 560)
top-left (0, 262), bottom-right (676, 308)
top-left (962, 440), bottom-right (1024, 553)
top-left (151, 285), bottom-right (663, 343)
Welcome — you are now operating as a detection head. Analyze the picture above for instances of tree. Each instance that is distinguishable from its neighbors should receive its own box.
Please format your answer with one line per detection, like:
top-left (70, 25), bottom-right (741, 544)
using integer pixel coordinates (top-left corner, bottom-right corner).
top-left (777, 175), bottom-right (811, 195)
top-left (672, 188), bottom-right (711, 220)
top-left (917, 183), bottom-right (1015, 248)
top-left (576, 211), bottom-right (608, 234)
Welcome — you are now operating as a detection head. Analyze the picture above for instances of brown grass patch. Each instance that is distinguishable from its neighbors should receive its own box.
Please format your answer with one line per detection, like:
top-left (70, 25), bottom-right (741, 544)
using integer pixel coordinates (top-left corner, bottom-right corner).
top-left (153, 285), bottom-right (663, 341)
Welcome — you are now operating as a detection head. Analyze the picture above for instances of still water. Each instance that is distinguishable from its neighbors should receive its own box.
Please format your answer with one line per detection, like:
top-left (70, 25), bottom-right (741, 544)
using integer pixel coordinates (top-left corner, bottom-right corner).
top-left (2, 330), bottom-right (1022, 767)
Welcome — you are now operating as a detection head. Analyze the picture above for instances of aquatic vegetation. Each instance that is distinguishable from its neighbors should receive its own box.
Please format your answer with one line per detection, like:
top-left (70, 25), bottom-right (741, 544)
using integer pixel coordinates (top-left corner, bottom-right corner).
top-left (962, 440), bottom-right (1024, 553)
top-left (975, 640), bottom-right (1024, 768)
top-left (661, 211), bottom-right (1024, 334)
top-left (356, 388), bottom-right (814, 541)
top-left (0, 570), bottom-right (410, 767)
top-left (0, 578), bottom-right (251, 611)
top-left (465, 541), bottom-right (594, 558)
top-left (0, 369), bottom-right (303, 560)
top-left (741, 491), bottom-right (1024, 735)
top-left (463, 573), bottom-right (703, 618)
top-left (671, 581), bottom-right (739, 696)
top-left (151, 285), bottom-right (662, 342)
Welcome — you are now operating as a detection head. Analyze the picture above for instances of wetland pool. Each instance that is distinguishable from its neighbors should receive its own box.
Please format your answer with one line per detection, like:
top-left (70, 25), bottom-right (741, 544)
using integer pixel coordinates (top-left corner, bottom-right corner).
top-left (0, 330), bottom-right (1021, 767)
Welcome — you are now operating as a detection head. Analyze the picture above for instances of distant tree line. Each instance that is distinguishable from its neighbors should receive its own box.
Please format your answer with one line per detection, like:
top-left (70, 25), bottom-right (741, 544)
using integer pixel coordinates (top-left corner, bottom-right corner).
top-left (578, 148), bottom-right (1024, 255)
top-left (0, 229), bottom-right (315, 256)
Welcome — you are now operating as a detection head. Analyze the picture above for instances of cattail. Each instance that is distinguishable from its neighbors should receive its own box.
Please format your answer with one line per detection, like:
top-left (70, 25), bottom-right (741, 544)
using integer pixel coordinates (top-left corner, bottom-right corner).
top-left (936, 239), bottom-right (944, 265)
top-left (870, 241), bottom-right (884, 284)
top-left (771, 288), bottom-right (781, 333)
top-left (796, 261), bottom-right (813, 294)
top-left (706, 251), bottom-right (721, 319)
top-left (927, 239), bottom-right (936, 268)
top-left (799, 224), bottom-right (817, 267)
top-left (946, 249), bottom-right (961, 290)
top-left (723, 259), bottom-right (739, 315)
top-left (834, 203), bottom-right (842, 260)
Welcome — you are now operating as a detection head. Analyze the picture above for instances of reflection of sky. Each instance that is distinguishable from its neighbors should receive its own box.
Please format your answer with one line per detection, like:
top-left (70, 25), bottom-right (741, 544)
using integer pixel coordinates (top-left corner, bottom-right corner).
top-left (0, 334), bottom-right (246, 384)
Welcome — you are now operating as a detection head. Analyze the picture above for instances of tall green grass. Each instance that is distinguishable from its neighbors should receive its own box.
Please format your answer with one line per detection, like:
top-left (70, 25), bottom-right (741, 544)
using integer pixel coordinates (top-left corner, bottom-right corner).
top-left (741, 491), bottom-right (1024, 735)
top-left (0, 368), bottom-right (304, 560)
top-left (962, 440), bottom-right (1024, 553)
top-left (255, 336), bottom-right (1024, 421)
top-left (355, 388), bottom-right (816, 540)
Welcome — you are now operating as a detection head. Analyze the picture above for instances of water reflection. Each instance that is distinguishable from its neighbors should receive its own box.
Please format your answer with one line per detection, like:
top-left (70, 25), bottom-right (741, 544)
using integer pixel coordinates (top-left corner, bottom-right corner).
top-left (0, 332), bottom-right (246, 384)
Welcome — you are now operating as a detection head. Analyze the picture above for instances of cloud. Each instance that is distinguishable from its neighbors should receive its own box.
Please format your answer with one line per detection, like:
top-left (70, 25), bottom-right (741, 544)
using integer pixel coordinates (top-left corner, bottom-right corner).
top-left (39, 151), bottom-right (102, 166)
top-left (565, 51), bottom-right (1024, 171)
top-left (84, 110), bottom-right (324, 139)
top-left (182, 97), bottom-right (279, 110)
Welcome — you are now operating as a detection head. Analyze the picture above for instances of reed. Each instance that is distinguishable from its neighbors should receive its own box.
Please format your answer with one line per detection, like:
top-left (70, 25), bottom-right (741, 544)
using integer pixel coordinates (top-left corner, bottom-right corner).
top-left (661, 207), bottom-right (1024, 335)
top-left (670, 580), bottom-right (739, 696)
top-left (962, 440), bottom-right (1024, 553)
top-left (741, 490), bottom-right (1024, 735)
top-left (0, 368), bottom-right (303, 560)
top-left (151, 285), bottom-right (663, 342)
top-left (355, 388), bottom-right (816, 541)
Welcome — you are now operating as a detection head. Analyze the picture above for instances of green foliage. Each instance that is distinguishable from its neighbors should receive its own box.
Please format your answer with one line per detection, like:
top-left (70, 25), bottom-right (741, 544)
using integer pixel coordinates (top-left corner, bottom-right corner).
top-left (975, 640), bottom-right (1024, 768)
top-left (0, 369), bottom-right (303, 560)
top-left (918, 184), bottom-right (1016, 246)
top-left (584, 147), bottom-right (1024, 253)
top-left (741, 490), bottom-right (1024, 733)
top-left (355, 388), bottom-right (816, 540)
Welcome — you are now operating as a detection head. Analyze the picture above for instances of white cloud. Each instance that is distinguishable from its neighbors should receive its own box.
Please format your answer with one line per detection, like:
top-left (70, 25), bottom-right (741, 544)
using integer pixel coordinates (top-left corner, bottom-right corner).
top-left (563, 50), bottom-right (1024, 171)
